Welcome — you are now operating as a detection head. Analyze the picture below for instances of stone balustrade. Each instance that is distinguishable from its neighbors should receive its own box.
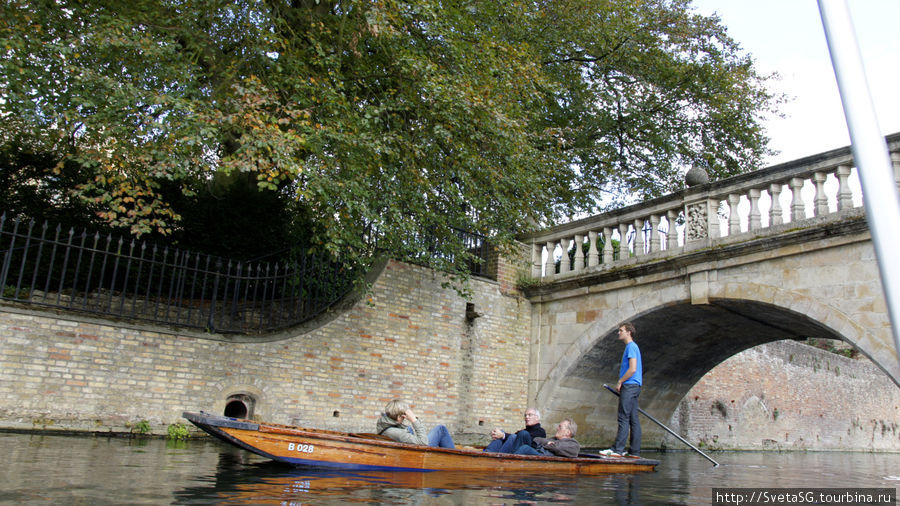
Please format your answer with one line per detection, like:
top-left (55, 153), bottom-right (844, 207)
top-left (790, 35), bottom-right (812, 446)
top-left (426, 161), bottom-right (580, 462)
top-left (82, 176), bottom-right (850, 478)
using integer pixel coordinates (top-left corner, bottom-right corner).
top-left (525, 133), bottom-right (900, 279)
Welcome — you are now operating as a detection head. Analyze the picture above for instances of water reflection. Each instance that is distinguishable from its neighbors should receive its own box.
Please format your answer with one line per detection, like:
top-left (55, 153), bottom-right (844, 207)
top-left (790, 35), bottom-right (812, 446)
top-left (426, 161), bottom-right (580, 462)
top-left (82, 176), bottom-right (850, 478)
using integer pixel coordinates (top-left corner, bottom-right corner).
top-left (175, 453), bottom-right (594, 504)
top-left (172, 451), bottom-right (679, 505)
top-left (2, 433), bottom-right (896, 505)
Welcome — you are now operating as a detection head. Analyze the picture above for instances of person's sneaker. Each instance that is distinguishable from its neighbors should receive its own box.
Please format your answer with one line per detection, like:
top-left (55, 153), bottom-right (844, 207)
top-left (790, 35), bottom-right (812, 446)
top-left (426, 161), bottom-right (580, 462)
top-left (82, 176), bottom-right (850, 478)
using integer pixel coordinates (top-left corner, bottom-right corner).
top-left (598, 449), bottom-right (622, 457)
top-left (623, 452), bottom-right (641, 459)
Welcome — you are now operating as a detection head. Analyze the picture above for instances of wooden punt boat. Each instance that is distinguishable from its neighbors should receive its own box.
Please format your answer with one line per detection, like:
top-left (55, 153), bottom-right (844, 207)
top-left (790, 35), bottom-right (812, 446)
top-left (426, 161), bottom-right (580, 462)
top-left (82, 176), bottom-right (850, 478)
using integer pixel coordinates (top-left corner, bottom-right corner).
top-left (183, 411), bottom-right (659, 474)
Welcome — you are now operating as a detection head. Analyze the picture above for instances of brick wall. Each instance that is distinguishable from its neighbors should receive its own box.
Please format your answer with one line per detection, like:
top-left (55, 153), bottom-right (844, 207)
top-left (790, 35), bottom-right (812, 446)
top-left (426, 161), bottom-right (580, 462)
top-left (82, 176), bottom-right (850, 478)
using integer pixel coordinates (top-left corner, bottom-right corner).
top-left (2, 255), bottom-right (898, 450)
top-left (671, 340), bottom-right (900, 451)
top-left (0, 259), bottom-right (531, 441)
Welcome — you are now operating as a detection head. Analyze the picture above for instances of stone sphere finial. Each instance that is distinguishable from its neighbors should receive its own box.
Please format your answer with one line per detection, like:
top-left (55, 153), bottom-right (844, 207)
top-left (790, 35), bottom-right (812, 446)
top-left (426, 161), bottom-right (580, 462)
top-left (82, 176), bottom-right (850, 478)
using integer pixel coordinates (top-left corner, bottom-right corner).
top-left (685, 164), bottom-right (709, 187)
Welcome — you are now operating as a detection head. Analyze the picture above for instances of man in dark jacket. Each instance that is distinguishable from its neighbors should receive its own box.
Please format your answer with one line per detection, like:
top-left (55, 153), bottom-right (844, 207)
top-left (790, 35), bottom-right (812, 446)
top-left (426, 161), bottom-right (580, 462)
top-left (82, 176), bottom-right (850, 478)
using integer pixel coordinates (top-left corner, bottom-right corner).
top-left (483, 408), bottom-right (546, 453)
top-left (514, 418), bottom-right (581, 458)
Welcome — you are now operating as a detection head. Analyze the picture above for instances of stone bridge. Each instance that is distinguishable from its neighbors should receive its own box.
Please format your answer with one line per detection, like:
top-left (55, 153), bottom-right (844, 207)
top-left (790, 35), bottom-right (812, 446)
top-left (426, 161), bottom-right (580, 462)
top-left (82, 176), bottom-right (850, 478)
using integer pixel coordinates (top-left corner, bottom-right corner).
top-left (519, 134), bottom-right (900, 445)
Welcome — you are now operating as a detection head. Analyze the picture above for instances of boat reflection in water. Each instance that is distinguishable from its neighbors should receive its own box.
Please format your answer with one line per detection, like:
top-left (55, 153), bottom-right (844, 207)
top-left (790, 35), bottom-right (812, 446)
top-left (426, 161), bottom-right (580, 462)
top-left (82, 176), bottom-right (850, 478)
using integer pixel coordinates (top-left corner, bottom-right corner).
top-left (192, 461), bottom-right (592, 505)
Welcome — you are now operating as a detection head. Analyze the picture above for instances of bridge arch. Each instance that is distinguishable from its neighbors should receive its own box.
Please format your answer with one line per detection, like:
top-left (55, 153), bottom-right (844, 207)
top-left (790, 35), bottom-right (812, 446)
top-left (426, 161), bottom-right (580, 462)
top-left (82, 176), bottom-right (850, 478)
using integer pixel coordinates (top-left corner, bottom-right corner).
top-left (533, 281), bottom-right (896, 446)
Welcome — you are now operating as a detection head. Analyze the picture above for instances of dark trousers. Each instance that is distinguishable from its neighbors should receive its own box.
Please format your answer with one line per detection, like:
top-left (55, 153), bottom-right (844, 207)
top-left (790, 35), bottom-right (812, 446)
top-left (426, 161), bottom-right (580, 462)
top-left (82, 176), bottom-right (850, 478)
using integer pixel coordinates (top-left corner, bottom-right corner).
top-left (613, 384), bottom-right (641, 455)
top-left (484, 430), bottom-right (533, 453)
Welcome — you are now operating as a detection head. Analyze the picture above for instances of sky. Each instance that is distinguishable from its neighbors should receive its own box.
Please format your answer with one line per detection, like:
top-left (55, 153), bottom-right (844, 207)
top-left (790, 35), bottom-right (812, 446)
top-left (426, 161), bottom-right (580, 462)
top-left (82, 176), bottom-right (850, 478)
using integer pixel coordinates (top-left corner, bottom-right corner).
top-left (690, 0), bottom-right (900, 166)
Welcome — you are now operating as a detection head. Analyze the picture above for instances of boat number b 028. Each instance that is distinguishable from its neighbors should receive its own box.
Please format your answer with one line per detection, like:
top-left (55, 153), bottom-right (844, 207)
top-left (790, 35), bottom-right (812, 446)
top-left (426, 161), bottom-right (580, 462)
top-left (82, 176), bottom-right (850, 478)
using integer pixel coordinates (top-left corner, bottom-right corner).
top-left (287, 443), bottom-right (314, 453)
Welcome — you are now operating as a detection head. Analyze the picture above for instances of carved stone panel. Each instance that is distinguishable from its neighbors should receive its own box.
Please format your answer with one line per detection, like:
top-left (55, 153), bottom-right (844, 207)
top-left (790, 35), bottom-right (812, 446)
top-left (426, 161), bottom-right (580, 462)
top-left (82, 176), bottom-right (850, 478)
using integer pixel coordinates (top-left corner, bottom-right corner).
top-left (686, 203), bottom-right (708, 241)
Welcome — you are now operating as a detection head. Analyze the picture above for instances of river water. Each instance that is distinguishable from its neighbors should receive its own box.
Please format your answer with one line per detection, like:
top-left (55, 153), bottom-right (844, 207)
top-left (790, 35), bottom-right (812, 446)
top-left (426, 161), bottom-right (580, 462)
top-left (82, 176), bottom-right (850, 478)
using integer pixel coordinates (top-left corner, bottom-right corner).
top-left (1, 432), bottom-right (897, 505)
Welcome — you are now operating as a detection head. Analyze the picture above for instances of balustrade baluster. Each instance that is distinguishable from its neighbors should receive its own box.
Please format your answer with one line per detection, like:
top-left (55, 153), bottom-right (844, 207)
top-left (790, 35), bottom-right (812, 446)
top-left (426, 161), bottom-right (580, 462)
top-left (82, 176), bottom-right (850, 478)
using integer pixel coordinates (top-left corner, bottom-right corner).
top-left (559, 237), bottom-right (571, 273)
top-left (572, 234), bottom-right (584, 271)
top-left (545, 241), bottom-right (555, 277)
top-left (813, 172), bottom-right (829, 216)
top-left (633, 219), bottom-right (644, 257)
top-left (709, 199), bottom-right (722, 239)
top-left (893, 153), bottom-right (900, 192)
top-left (789, 178), bottom-right (806, 222)
top-left (649, 215), bottom-right (660, 252)
top-left (836, 165), bottom-right (853, 211)
top-left (769, 183), bottom-right (784, 225)
top-left (748, 189), bottom-right (761, 230)
top-left (532, 243), bottom-right (542, 278)
top-left (666, 210), bottom-right (679, 250)
top-left (727, 194), bottom-right (741, 235)
top-left (587, 231), bottom-right (599, 267)
top-left (603, 227), bottom-right (614, 263)
top-left (617, 224), bottom-right (629, 260)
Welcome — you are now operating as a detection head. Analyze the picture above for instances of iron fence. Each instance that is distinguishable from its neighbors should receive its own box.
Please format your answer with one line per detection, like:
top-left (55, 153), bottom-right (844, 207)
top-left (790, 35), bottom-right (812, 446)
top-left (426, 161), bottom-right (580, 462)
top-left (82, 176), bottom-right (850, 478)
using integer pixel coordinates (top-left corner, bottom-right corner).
top-left (0, 212), bottom-right (496, 334)
top-left (458, 227), bottom-right (491, 278)
top-left (0, 213), bottom-right (356, 334)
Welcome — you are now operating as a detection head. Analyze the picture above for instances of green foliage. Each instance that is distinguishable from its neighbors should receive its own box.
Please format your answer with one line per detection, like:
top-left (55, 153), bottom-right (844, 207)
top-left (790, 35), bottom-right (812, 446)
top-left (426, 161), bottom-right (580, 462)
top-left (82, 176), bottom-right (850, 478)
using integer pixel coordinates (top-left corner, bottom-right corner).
top-left (133, 419), bottom-right (151, 435)
top-left (167, 423), bottom-right (190, 440)
top-left (515, 269), bottom-right (543, 291)
top-left (0, 141), bottom-right (105, 229)
top-left (0, 0), bottom-right (780, 281)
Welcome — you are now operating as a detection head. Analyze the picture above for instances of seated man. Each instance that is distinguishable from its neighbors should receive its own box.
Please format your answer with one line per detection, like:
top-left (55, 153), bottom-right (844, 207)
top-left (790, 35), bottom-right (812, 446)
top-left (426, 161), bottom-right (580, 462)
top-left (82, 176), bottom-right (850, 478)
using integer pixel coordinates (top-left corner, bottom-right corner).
top-left (484, 408), bottom-right (546, 453)
top-left (514, 418), bottom-right (580, 458)
top-left (375, 399), bottom-right (455, 448)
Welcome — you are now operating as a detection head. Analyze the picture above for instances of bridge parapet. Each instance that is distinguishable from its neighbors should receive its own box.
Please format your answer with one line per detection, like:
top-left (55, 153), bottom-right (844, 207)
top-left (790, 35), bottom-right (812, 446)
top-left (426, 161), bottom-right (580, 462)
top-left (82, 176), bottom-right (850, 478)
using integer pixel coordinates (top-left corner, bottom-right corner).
top-left (525, 133), bottom-right (900, 280)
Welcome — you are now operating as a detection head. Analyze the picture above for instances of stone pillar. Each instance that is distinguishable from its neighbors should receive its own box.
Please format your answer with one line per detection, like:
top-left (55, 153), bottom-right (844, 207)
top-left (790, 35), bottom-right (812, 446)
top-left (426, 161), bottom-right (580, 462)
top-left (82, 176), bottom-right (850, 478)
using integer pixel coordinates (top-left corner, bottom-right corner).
top-left (602, 227), bottom-right (614, 263)
top-left (813, 172), bottom-right (829, 216)
top-left (748, 189), bottom-right (761, 230)
top-left (666, 210), bottom-right (679, 250)
top-left (836, 165), bottom-right (853, 211)
top-left (531, 243), bottom-right (542, 278)
top-left (617, 223), bottom-right (629, 260)
top-left (727, 194), bottom-right (741, 235)
top-left (544, 241), bottom-right (555, 278)
top-left (587, 231), bottom-right (599, 267)
top-left (649, 215), bottom-right (660, 253)
top-left (633, 219), bottom-right (645, 257)
top-left (892, 152), bottom-right (900, 194)
top-left (769, 183), bottom-right (784, 225)
top-left (789, 177), bottom-right (806, 222)
top-left (559, 237), bottom-right (571, 273)
top-left (573, 234), bottom-right (584, 271)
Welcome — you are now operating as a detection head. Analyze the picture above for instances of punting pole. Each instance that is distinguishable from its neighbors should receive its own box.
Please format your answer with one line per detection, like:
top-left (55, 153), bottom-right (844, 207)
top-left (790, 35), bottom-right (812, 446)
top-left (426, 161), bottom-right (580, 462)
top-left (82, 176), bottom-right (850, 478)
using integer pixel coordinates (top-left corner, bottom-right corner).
top-left (602, 384), bottom-right (719, 467)
top-left (818, 0), bottom-right (900, 366)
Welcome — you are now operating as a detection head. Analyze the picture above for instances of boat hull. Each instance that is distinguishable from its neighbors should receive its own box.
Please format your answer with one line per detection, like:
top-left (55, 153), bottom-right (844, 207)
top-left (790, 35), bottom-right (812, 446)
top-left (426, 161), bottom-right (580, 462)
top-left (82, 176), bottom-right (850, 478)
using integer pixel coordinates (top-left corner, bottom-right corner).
top-left (183, 411), bottom-right (658, 474)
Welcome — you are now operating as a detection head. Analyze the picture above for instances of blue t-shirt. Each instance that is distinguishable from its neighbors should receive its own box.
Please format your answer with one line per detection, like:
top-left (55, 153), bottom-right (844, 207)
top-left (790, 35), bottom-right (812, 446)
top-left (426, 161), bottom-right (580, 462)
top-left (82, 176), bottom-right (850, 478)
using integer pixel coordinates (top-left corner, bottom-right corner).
top-left (619, 341), bottom-right (642, 385)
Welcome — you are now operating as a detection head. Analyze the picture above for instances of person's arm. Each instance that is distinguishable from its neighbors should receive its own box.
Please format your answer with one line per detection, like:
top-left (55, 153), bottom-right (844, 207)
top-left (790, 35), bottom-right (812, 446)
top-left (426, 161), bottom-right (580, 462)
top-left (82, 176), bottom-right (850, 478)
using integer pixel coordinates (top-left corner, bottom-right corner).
top-left (384, 410), bottom-right (429, 445)
top-left (616, 357), bottom-right (637, 392)
top-left (490, 428), bottom-right (507, 440)
top-left (383, 419), bottom-right (428, 445)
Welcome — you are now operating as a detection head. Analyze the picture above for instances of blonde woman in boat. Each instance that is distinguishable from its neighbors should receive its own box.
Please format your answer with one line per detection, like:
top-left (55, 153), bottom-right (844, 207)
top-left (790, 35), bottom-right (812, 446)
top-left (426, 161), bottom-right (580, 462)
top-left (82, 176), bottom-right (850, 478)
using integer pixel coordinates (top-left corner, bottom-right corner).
top-left (376, 399), bottom-right (455, 448)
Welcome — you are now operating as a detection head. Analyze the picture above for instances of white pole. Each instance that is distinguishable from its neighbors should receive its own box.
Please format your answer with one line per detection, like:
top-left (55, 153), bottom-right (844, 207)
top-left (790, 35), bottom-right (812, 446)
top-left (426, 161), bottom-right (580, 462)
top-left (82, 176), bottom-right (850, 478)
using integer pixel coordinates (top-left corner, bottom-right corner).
top-left (818, 0), bottom-right (900, 365)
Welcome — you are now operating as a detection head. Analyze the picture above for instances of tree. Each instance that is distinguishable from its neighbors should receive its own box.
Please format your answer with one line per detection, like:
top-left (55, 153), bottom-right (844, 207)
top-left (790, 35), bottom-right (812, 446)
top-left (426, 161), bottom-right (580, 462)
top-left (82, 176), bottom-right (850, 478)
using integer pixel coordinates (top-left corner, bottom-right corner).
top-left (0, 0), bottom-right (779, 279)
top-left (0, 139), bottom-right (103, 228)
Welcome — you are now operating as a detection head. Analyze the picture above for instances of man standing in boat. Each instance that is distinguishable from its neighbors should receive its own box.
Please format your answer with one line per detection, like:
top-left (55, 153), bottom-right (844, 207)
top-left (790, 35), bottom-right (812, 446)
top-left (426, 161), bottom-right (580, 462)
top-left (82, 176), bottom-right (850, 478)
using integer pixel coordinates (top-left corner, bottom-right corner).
top-left (483, 408), bottom-right (546, 453)
top-left (600, 322), bottom-right (642, 458)
top-left (376, 399), bottom-right (455, 448)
